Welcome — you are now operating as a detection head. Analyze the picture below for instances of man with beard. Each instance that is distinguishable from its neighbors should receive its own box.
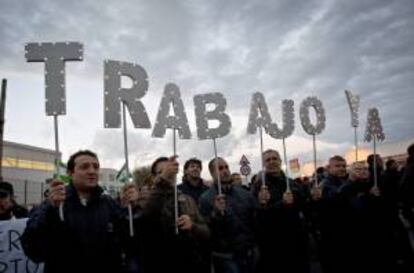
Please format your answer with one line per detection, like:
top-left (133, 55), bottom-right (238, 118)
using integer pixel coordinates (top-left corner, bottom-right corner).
top-left (253, 149), bottom-right (309, 273)
top-left (178, 158), bottom-right (209, 204)
top-left (339, 162), bottom-right (394, 273)
top-left (199, 157), bottom-right (257, 273)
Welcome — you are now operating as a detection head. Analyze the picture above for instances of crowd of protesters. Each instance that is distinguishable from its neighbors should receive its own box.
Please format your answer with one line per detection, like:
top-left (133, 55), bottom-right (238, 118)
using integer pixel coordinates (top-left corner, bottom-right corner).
top-left (1, 143), bottom-right (414, 273)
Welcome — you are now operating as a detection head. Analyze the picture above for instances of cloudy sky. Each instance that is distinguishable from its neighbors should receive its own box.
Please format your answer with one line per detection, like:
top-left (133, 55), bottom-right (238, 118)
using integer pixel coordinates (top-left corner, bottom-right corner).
top-left (1, 0), bottom-right (413, 179)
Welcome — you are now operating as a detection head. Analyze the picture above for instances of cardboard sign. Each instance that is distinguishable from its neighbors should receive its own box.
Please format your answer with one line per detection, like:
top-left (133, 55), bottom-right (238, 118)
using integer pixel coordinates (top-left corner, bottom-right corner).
top-left (0, 219), bottom-right (44, 273)
top-left (289, 158), bottom-right (300, 173)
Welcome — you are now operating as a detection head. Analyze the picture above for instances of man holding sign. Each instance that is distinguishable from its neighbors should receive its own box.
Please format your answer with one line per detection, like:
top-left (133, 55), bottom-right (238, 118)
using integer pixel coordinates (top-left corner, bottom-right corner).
top-left (21, 150), bottom-right (137, 273)
top-left (199, 157), bottom-right (257, 273)
top-left (253, 149), bottom-right (309, 273)
top-left (135, 156), bottom-right (209, 273)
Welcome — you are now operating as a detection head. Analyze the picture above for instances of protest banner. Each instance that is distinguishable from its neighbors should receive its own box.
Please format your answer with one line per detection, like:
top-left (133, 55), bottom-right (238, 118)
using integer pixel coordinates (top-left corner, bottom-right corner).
top-left (0, 219), bottom-right (43, 273)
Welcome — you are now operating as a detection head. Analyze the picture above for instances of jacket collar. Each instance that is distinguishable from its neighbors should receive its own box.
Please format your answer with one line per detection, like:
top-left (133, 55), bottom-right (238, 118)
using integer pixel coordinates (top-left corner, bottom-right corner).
top-left (213, 182), bottom-right (233, 194)
top-left (66, 183), bottom-right (104, 206)
top-left (182, 176), bottom-right (204, 189)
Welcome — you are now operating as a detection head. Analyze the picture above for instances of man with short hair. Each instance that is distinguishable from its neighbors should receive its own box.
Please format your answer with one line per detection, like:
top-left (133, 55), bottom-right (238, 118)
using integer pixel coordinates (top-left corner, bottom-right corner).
top-left (21, 150), bottom-right (136, 273)
top-left (199, 157), bottom-right (257, 273)
top-left (178, 157), bottom-right (208, 204)
top-left (136, 156), bottom-right (209, 273)
top-left (231, 172), bottom-right (243, 186)
top-left (253, 149), bottom-right (309, 273)
top-left (0, 181), bottom-right (28, 220)
top-left (318, 155), bottom-right (349, 273)
top-left (340, 162), bottom-right (395, 273)
top-left (321, 155), bottom-right (348, 198)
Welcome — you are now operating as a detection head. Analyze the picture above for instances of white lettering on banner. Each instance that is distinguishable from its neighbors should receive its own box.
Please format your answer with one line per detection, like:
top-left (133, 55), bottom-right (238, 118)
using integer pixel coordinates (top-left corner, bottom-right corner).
top-left (0, 219), bottom-right (43, 273)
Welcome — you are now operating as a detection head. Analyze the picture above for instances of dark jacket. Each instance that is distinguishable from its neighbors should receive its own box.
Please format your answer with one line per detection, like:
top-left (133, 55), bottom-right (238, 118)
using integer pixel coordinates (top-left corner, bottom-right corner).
top-left (253, 172), bottom-right (309, 273)
top-left (199, 183), bottom-right (257, 256)
top-left (321, 175), bottom-right (347, 200)
top-left (178, 177), bottom-right (209, 204)
top-left (135, 178), bottom-right (209, 273)
top-left (318, 175), bottom-right (349, 273)
top-left (380, 168), bottom-right (402, 227)
top-left (21, 184), bottom-right (125, 273)
top-left (401, 156), bottom-right (414, 208)
top-left (320, 174), bottom-right (349, 230)
top-left (339, 180), bottom-right (394, 273)
top-left (381, 169), bottom-right (401, 206)
top-left (368, 164), bottom-right (383, 188)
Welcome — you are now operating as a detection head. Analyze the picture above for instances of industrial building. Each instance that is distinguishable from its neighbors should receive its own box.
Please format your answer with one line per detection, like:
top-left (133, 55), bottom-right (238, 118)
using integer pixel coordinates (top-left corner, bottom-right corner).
top-left (1, 141), bottom-right (123, 206)
top-left (1, 141), bottom-right (57, 205)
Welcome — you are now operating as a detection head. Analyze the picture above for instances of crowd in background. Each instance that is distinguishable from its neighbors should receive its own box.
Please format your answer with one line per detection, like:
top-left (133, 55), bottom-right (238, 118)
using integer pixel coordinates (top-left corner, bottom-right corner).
top-left (1, 143), bottom-right (414, 273)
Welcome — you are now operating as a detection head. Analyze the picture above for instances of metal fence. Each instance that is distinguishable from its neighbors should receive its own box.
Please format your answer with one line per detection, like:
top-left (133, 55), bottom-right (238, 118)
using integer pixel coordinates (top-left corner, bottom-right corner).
top-left (5, 178), bottom-right (46, 207)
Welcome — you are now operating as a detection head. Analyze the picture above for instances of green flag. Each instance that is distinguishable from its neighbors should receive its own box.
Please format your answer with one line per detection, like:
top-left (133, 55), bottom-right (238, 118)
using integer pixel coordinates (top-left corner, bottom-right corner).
top-left (53, 160), bottom-right (72, 184)
top-left (116, 163), bottom-right (131, 183)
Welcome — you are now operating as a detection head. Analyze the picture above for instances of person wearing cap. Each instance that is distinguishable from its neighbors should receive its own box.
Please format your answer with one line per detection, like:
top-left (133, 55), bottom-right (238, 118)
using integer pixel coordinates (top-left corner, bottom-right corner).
top-left (0, 181), bottom-right (28, 220)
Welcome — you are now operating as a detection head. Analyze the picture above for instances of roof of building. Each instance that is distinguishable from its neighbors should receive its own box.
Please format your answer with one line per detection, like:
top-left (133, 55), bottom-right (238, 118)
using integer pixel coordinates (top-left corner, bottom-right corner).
top-left (4, 140), bottom-right (59, 156)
